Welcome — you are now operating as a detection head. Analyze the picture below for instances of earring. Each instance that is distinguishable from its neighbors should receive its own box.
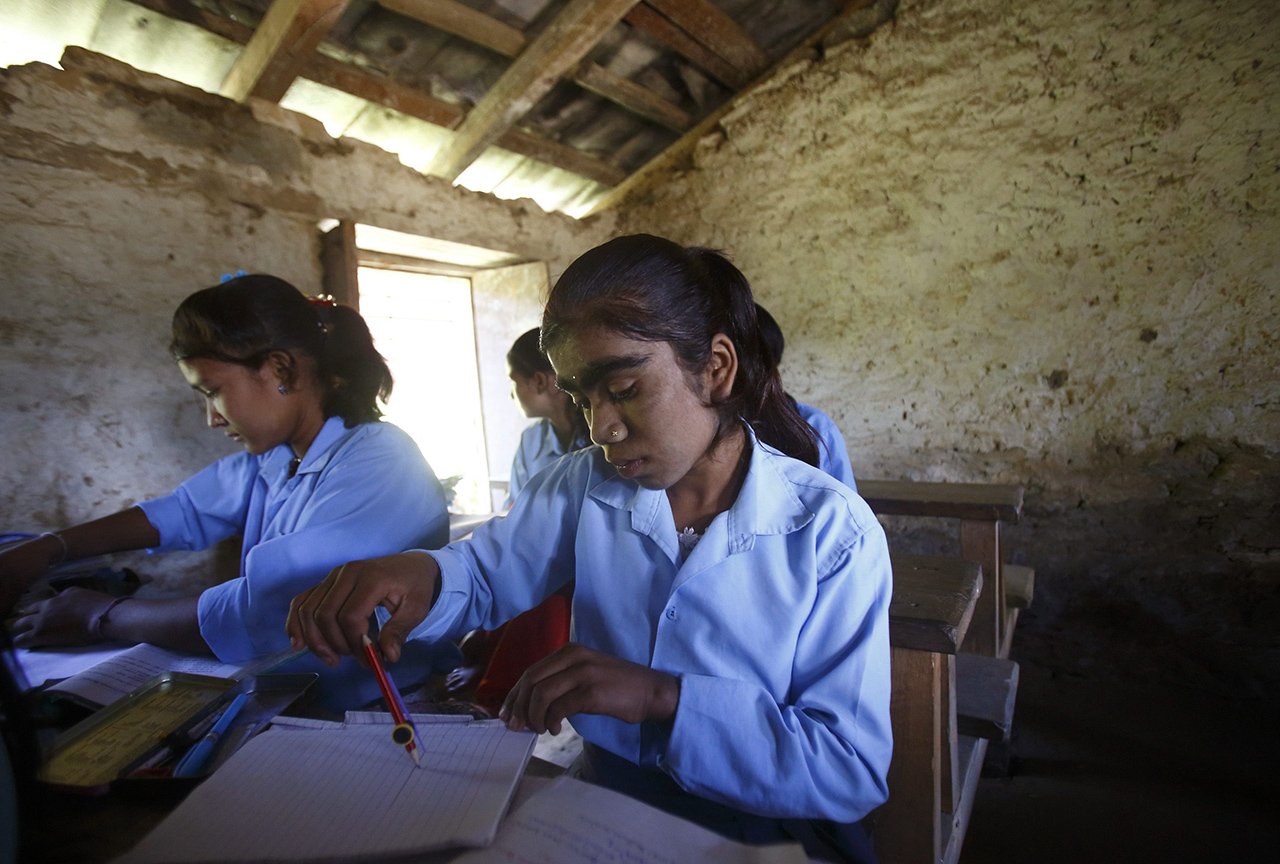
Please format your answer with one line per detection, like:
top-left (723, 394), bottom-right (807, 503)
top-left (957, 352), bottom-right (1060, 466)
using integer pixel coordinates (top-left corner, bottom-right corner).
top-left (277, 384), bottom-right (288, 395)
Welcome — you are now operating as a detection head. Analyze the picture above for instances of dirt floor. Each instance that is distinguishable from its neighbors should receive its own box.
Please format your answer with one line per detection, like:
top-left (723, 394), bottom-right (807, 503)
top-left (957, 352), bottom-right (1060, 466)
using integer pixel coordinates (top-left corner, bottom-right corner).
top-left (959, 650), bottom-right (1279, 864)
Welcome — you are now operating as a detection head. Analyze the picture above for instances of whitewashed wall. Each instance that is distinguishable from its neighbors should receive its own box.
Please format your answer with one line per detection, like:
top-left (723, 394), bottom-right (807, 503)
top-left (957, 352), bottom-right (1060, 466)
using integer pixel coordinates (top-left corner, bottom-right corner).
top-left (616, 0), bottom-right (1280, 695)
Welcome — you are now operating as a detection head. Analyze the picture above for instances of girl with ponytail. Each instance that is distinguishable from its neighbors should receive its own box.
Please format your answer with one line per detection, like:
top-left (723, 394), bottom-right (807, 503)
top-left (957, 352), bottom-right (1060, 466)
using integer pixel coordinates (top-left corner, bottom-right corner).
top-left (5, 275), bottom-right (455, 711)
top-left (289, 237), bottom-right (892, 861)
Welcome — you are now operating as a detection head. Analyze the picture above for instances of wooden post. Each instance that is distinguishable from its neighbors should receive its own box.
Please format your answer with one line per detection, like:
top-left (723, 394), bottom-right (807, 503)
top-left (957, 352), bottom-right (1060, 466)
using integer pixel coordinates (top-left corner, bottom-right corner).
top-left (877, 646), bottom-right (942, 864)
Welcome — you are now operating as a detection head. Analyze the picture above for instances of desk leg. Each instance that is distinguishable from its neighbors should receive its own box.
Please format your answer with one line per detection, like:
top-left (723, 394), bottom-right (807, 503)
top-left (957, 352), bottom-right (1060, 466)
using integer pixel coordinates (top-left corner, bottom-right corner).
top-left (959, 520), bottom-right (1001, 657)
top-left (940, 653), bottom-right (958, 814)
top-left (876, 647), bottom-right (942, 864)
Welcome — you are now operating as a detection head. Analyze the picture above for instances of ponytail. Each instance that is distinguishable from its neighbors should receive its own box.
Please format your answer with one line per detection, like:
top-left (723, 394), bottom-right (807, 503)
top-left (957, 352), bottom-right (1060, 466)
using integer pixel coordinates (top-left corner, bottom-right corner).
top-left (171, 274), bottom-right (392, 427)
top-left (313, 302), bottom-right (392, 425)
top-left (687, 250), bottom-right (819, 467)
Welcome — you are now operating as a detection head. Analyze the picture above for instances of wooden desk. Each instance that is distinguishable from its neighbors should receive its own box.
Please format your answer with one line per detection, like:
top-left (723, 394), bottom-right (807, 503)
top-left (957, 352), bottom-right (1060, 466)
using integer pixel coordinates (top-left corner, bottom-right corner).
top-left (861, 480), bottom-right (1023, 658)
top-left (876, 554), bottom-right (984, 864)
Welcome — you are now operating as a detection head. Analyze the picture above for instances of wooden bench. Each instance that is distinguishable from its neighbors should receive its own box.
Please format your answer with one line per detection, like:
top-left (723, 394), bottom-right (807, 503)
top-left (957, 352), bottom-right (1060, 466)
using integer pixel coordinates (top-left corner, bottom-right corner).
top-left (876, 554), bottom-right (987, 864)
top-left (859, 480), bottom-right (1024, 659)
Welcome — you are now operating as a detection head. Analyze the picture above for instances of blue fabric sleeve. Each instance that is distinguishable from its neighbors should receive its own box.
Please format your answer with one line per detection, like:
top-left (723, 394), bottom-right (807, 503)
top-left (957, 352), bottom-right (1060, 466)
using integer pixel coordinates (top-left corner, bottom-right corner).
top-left (198, 428), bottom-right (449, 663)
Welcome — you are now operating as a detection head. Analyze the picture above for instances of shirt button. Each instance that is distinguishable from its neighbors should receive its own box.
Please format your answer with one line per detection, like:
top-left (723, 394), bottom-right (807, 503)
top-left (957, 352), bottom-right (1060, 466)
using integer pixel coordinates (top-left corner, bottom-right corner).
top-left (665, 607), bottom-right (677, 621)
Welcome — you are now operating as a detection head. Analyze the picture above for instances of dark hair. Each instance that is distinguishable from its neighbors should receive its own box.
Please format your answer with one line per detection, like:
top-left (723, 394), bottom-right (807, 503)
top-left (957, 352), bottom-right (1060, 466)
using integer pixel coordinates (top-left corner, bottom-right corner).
top-left (755, 303), bottom-right (785, 366)
top-left (507, 327), bottom-right (553, 378)
top-left (169, 274), bottom-right (392, 426)
top-left (508, 326), bottom-right (589, 446)
top-left (541, 234), bottom-right (818, 466)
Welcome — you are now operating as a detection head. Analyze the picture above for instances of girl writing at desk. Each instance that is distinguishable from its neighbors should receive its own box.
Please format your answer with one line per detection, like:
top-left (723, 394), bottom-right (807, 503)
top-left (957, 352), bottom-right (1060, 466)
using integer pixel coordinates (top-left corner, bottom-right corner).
top-left (3, 274), bottom-right (453, 710)
top-left (288, 236), bottom-right (892, 861)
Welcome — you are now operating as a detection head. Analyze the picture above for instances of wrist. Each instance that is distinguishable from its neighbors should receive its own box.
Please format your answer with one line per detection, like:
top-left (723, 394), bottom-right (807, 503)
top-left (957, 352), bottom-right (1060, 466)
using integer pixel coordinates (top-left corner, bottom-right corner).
top-left (649, 672), bottom-right (681, 723)
top-left (37, 532), bottom-right (69, 566)
top-left (91, 596), bottom-right (133, 640)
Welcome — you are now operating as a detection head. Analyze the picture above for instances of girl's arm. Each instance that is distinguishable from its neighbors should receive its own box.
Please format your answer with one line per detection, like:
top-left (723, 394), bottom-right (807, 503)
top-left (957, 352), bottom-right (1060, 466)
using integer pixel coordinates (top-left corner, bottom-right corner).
top-left (0, 507), bottom-right (160, 613)
top-left (10, 590), bottom-right (210, 656)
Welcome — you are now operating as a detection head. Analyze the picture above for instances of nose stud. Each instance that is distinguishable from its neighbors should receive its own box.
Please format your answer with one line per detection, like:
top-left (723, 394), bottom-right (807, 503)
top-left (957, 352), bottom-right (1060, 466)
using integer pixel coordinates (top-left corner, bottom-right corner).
top-left (609, 429), bottom-right (620, 439)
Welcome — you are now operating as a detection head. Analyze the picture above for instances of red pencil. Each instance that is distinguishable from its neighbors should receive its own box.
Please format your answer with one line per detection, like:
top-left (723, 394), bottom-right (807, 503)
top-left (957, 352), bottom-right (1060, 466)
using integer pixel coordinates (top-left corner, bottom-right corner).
top-left (362, 634), bottom-right (423, 768)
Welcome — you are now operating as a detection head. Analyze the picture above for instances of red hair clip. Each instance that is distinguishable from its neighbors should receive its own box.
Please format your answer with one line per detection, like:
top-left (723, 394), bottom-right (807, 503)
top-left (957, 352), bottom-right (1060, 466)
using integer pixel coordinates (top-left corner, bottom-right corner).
top-left (309, 294), bottom-right (337, 307)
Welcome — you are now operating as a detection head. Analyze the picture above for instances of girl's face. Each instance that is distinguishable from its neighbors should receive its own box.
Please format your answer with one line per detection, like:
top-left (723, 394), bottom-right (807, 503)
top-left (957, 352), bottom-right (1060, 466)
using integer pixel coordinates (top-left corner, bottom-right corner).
top-left (548, 326), bottom-right (735, 492)
top-left (507, 364), bottom-right (545, 419)
top-left (179, 356), bottom-right (297, 455)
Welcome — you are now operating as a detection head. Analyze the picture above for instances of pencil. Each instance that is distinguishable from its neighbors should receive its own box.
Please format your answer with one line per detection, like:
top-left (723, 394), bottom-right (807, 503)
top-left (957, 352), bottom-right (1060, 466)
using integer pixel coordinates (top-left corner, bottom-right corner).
top-left (361, 633), bottom-right (423, 768)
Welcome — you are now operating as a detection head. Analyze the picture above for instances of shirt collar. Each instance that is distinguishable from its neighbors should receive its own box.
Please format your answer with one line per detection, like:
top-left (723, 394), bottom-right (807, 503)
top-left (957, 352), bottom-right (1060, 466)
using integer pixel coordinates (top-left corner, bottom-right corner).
top-left (588, 424), bottom-right (815, 552)
top-left (261, 415), bottom-right (351, 480)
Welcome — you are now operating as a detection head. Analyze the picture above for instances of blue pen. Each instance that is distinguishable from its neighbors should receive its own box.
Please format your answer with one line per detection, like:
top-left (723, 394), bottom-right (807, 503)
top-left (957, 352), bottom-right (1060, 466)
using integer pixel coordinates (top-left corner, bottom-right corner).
top-left (172, 692), bottom-right (251, 778)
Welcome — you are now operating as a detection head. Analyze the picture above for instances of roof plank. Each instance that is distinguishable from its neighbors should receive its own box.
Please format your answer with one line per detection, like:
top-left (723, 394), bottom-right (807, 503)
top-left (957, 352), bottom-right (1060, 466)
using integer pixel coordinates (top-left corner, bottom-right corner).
top-left (573, 60), bottom-right (692, 133)
top-left (590, 0), bottom-right (880, 214)
top-left (624, 2), bottom-right (747, 90)
top-left (220, 0), bottom-right (352, 103)
top-left (378, 0), bottom-right (525, 58)
top-left (123, 0), bottom-right (621, 183)
top-left (644, 0), bottom-right (768, 79)
top-left (428, 0), bottom-right (639, 182)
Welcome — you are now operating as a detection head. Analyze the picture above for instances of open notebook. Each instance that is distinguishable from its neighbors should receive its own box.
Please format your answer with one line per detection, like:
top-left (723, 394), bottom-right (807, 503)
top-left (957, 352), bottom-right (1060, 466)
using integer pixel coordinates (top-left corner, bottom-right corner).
top-left (119, 720), bottom-right (536, 863)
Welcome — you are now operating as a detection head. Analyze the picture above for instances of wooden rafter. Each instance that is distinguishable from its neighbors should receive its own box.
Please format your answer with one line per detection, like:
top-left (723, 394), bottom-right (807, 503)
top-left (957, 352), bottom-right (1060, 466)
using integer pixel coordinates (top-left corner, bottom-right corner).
top-left (624, 3), bottom-right (747, 90)
top-left (383, 0), bottom-right (690, 132)
top-left (123, 0), bottom-right (623, 185)
top-left (428, 0), bottom-right (640, 182)
top-left (645, 0), bottom-right (768, 80)
top-left (378, 0), bottom-right (524, 58)
top-left (588, 0), bottom-right (880, 215)
top-left (220, 0), bottom-right (351, 102)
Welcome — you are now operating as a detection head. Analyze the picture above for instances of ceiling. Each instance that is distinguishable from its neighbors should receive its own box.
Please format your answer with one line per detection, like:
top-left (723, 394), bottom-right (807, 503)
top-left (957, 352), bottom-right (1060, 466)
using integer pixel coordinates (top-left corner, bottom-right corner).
top-left (0, 0), bottom-right (895, 218)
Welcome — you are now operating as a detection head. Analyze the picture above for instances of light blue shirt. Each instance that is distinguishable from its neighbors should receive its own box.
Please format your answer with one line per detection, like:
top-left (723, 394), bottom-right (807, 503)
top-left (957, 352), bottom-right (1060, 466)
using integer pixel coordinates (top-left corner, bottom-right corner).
top-left (413, 431), bottom-right (892, 823)
top-left (138, 417), bottom-right (453, 709)
top-left (505, 418), bottom-right (588, 507)
top-left (796, 401), bottom-right (857, 492)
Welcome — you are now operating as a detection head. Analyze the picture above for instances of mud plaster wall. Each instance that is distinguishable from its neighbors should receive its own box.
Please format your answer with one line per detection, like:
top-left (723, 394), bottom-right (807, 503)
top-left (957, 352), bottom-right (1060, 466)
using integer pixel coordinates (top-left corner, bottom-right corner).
top-left (616, 0), bottom-right (1279, 698)
top-left (0, 49), bottom-right (611, 593)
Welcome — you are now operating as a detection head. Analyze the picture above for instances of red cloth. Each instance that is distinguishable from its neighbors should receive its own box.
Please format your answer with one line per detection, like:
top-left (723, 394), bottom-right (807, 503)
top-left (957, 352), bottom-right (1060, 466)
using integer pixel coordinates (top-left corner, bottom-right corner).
top-left (472, 594), bottom-right (571, 716)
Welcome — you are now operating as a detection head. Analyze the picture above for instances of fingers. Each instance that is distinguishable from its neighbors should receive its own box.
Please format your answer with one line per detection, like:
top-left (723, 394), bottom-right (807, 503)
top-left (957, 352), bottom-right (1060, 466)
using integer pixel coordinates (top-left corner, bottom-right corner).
top-left (286, 553), bottom-right (439, 666)
top-left (500, 644), bottom-right (589, 734)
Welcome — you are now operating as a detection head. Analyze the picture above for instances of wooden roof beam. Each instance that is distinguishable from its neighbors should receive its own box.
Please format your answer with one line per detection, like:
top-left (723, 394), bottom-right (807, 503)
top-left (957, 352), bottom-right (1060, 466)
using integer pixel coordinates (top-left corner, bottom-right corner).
top-left (589, 0), bottom-right (880, 215)
top-left (220, 0), bottom-right (352, 103)
top-left (624, 2), bottom-right (746, 90)
top-left (383, 0), bottom-right (689, 132)
top-left (428, 0), bottom-right (639, 183)
top-left (123, 0), bottom-right (623, 184)
top-left (377, 0), bottom-right (524, 58)
top-left (644, 0), bottom-right (768, 80)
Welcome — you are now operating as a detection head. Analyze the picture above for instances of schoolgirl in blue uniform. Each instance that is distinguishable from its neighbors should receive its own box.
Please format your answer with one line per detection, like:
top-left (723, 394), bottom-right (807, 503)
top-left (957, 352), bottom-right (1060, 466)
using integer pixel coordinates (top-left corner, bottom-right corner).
top-left (289, 237), bottom-right (892, 860)
top-left (504, 327), bottom-right (591, 507)
top-left (5, 275), bottom-right (453, 709)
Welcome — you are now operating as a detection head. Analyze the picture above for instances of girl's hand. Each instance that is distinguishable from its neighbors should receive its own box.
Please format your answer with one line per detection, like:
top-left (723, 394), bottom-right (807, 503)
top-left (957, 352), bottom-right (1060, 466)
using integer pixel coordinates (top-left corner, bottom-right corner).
top-left (499, 643), bottom-right (680, 735)
top-left (0, 535), bottom-right (64, 614)
top-left (286, 552), bottom-right (439, 667)
top-left (9, 587), bottom-right (114, 648)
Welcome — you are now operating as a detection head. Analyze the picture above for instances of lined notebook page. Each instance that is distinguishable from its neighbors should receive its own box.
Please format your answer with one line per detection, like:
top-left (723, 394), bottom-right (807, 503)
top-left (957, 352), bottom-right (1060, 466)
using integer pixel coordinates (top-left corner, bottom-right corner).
top-left (121, 722), bottom-right (536, 863)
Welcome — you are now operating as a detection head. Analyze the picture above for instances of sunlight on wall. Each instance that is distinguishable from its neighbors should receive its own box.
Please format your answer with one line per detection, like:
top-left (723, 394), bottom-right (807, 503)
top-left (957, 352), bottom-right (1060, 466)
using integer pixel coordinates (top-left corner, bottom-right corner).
top-left (358, 268), bottom-right (491, 514)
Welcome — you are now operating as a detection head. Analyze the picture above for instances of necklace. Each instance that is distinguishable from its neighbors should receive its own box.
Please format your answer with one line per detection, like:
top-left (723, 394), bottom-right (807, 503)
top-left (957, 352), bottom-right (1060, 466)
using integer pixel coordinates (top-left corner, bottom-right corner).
top-left (288, 455), bottom-right (301, 478)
